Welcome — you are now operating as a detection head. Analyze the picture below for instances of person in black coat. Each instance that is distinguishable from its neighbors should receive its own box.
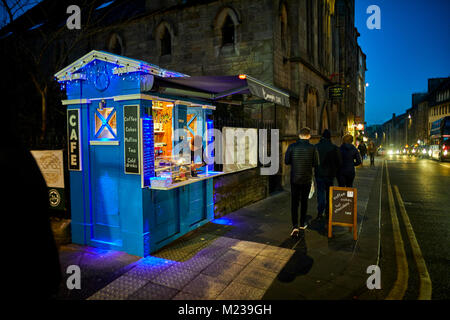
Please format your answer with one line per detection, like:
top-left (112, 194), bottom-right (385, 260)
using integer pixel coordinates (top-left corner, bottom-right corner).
top-left (315, 129), bottom-right (342, 219)
top-left (3, 103), bottom-right (61, 299)
top-left (337, 134), bottom-right (362, 188)
top-left (285, 127), bottom-right (319, 235)
top-left (358, 141), bottom-right (367, 165)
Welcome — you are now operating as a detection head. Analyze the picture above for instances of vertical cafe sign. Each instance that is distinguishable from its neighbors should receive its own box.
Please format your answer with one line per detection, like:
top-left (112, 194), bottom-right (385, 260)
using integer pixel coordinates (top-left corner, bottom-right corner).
top-left (67, 109), bottom-right (81, 171)
top-left (124, 105), bottom-right (140, 174)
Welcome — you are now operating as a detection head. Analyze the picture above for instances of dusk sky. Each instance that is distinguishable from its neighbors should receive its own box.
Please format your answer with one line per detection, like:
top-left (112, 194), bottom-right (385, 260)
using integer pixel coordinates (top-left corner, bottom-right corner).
top-left (355, 0), bottom-right (450, 126)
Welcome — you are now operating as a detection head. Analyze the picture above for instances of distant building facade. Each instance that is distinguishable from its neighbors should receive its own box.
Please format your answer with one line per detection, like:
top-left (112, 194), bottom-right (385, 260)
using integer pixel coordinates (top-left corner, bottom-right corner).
top-left (382, 77), bottom-right (450, 148)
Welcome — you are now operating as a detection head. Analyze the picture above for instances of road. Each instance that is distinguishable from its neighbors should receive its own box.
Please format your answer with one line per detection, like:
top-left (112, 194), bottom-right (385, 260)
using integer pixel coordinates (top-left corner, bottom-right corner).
top-left (381, 155), bottom-right (450, 300)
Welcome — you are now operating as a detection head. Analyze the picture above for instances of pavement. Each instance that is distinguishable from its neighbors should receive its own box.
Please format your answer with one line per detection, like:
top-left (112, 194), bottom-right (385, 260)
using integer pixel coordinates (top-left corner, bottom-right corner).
top-left (55, 158), bottom-right (384, 300)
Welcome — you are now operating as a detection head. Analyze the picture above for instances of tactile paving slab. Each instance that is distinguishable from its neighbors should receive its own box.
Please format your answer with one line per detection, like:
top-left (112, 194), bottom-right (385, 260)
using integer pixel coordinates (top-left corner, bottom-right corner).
top-left (258, 245), bottom-right (295, 261)
top-left (234, 264), bottom-right (278, 290)
top-left (181, 274), bottom-right (227, 299)
top-left (87, 275), bottom-right (148, 300)
top-left (248, 254), bottom-right (291, 273)
top-left (201, 259), bottom-right (246, 285)
top-left (128, 282), bottom-right (179, 300)
top-left (151, 265), bottom-right (199, 290)
top-left (216, 248), bottom-right (257, 265)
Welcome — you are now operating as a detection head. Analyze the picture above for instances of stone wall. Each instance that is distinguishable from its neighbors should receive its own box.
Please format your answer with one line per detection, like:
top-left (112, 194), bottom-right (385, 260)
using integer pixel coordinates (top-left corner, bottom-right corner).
top-left (115, 0), bottom-right (275, 83)
top-left (213, 168), bottom-right (269, 218)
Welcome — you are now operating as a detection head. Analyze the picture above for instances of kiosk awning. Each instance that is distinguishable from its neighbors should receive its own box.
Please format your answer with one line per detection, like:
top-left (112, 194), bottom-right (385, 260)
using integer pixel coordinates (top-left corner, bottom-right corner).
top-left (151, 75), bottom-right (290, 108)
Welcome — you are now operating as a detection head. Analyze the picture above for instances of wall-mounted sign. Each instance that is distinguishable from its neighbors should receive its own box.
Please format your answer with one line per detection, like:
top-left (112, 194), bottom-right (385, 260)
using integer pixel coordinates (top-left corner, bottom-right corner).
top-left (328, 187), bottom-right (358, 240)
top-left (30, 150), bottom-right (65, 210)
top-left (67, 109), bottom-right (82, 171)
top-left (124, 105), bottom-right (140, 174)
top-left (140, 117), bottom-right (154, 187)
top-left (247, 79), bottom-right (290, 107)
top-left (329, 85), bottom-right (344, 99)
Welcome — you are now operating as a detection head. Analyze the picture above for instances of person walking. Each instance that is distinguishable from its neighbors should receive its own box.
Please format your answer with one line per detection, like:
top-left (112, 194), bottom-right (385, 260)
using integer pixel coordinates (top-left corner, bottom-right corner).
top-left (285, 127), bottom-right (319, 237)
top-left (337, 134), bottom-right (362, 188)
top-left (367, 141), bottom-right (376, 167)
top-left (315, 129), bottom-right (342, 221)
top-left (358, 141), bottom-right (367, 165)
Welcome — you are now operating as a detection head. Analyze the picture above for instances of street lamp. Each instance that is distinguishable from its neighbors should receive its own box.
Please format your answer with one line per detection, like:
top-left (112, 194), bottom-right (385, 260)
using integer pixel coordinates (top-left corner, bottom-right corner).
top-left (406, 114), bottom-right (412, 146)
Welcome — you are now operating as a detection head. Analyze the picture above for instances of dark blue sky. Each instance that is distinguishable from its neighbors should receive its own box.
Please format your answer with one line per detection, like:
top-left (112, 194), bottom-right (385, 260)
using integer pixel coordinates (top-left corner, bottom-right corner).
top-left (355, 0), bottom-right (450, 125)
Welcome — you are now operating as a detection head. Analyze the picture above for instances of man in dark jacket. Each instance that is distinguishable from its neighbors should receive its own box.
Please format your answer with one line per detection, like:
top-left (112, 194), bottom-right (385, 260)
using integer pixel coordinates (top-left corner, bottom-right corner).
top-left (358, 141), bottom-right (367, 165)
top-left (285, 127), bottom-right (319, 236)
top-left (338, 134), bottom-right (362, 187)
top-left (315, 129), bottom-right (342, 220)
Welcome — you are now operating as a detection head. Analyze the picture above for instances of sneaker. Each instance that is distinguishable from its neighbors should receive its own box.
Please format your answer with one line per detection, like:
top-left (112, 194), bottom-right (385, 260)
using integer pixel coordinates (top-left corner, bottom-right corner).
top-left (299, 224), bottom-right (308, 230)
top-left (291, 228), bottom-right (300, 237)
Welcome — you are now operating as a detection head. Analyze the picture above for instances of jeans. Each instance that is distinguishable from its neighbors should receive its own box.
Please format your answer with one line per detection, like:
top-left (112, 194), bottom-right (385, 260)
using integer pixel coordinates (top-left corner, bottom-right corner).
top-left (291, 183), bottom-right (311, 228)
top-left (316, 177), bottom-right (333, 217)
top-left (338, 173), bottom-right (355, 188)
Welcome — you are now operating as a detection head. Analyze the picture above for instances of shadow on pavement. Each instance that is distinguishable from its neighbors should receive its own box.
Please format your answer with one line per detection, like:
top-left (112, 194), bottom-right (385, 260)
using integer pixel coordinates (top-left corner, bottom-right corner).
top-left (276, 234), bottom-right (314, 283)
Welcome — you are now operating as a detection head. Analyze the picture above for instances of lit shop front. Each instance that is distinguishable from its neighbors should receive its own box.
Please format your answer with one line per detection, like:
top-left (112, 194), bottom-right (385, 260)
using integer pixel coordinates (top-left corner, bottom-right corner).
top-left (56, 50), bottom-right (289, 256)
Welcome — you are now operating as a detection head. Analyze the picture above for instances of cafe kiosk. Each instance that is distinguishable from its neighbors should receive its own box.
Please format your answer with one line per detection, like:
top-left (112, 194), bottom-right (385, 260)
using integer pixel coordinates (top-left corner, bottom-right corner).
top-left (56, 50), bottom-right (220, 257)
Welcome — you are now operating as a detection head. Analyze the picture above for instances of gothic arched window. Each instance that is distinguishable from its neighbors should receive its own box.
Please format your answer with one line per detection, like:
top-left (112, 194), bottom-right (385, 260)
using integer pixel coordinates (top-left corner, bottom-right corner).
top-left (160, 27), bottom-right (172, 56)
top-left (155, 21), bottom-right (174, 57)
top-left (222, 15), bottom-right (235, 46)
top-left (108, 33), bottom-right (123, 55)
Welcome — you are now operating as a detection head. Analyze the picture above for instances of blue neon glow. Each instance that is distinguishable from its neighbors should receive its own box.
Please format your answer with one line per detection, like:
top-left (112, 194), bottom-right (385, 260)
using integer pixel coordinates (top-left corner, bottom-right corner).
top-left (212, 217), bottom-right (235, 226)
top-left (206, 120), bottom-right (214, 171)
top-left (141, 116), bottom-right (155, 187)
top-left (136, 256), bottom-right (176, 267)
top-left (28, 22), bottom-right (44, 31)
top-left (96, 1), bottom-right (115, 10)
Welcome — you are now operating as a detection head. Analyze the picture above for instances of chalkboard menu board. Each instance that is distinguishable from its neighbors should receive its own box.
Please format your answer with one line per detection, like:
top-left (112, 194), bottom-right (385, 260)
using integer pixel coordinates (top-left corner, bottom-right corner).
top-left (328, 187), bottom-right (358, 240)
top-left (140, 117), bottom-right (154, 187)
top-left (124, 105), bottom-right (140, 174)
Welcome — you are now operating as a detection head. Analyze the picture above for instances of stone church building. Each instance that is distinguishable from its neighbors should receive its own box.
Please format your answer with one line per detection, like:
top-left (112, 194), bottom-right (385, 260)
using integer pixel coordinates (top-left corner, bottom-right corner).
top-left (1, 0), bottom-right (366, 216)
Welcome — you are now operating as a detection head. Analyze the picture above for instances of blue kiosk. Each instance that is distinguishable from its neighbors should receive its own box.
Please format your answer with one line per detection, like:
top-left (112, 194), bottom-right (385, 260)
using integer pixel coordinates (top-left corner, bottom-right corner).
top-left (56, 50), bottom-right (220, 257)
top-left (56, 50), bottom-right (290, 257)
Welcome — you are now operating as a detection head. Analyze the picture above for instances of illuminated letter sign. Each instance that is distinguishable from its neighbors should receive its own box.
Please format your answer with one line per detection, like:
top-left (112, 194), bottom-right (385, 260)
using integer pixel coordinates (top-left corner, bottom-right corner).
top-left (67, 109), bottom-right (82, 171)
top-left (124, 105), bottom-right (140, 174)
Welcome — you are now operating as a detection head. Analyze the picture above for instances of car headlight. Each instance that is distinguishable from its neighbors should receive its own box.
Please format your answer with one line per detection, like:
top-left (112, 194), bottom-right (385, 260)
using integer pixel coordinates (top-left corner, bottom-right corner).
top-left (388, 150), bottom-right (393, 155)
top-left (422, 149), bottom-right (427, 154)
top-left (444, 150), bottom-right (448, 156)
